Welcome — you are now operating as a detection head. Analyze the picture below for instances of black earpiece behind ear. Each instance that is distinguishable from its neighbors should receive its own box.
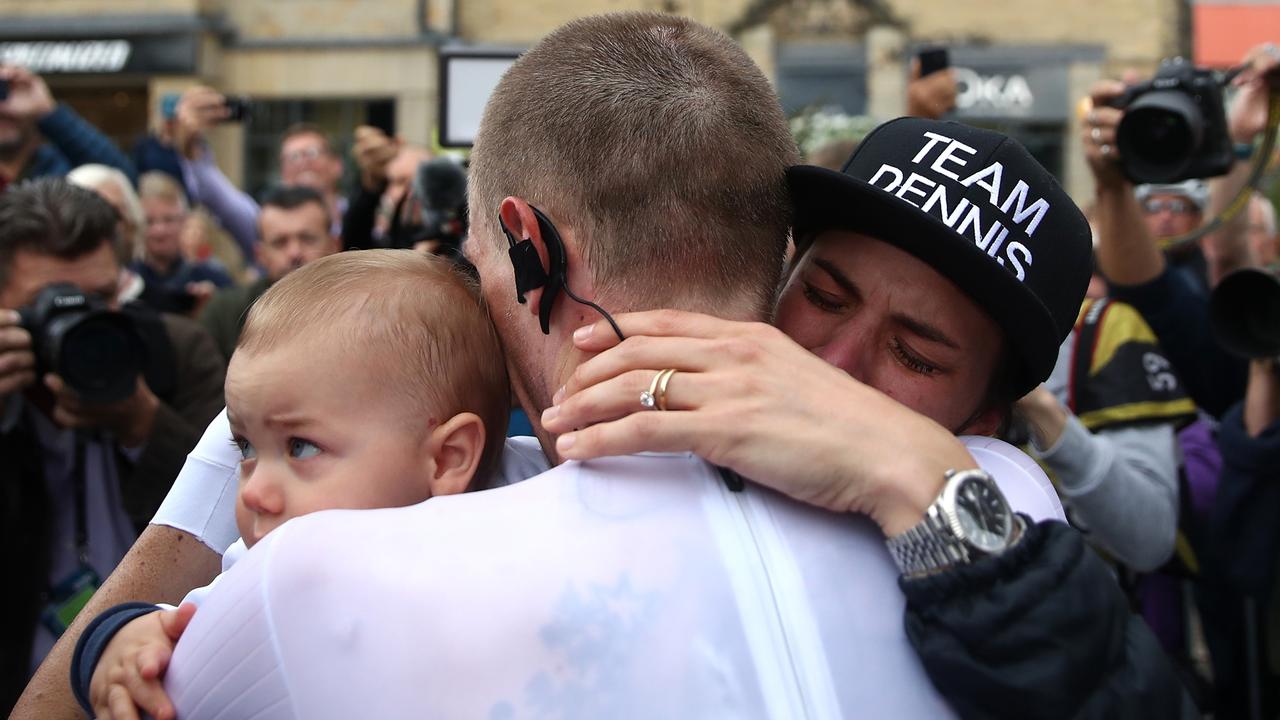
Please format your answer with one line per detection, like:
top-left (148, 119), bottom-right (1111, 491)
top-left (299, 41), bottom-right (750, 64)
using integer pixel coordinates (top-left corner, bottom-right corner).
top-left (500, 214), bottom-right (547, 304)
top-left (499, 206), bottom-right (567, 335)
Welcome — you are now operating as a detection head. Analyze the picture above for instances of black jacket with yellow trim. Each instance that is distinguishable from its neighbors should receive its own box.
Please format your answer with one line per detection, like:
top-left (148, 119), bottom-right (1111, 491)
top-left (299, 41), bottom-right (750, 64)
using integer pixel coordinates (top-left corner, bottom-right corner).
top-left (1068, 298), bottom-right (1197, 433)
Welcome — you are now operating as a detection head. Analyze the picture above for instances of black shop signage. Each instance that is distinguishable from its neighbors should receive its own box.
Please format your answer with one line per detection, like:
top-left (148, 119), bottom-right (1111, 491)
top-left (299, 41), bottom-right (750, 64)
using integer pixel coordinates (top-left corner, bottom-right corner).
top-left (0, 35), bottom-right (197, 75)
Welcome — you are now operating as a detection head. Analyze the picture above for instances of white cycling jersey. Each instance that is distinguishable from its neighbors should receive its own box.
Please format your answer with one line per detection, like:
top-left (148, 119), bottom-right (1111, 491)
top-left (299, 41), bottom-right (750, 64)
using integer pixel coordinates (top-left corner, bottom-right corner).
top-left (164, 444), bottom-right (1063, 719)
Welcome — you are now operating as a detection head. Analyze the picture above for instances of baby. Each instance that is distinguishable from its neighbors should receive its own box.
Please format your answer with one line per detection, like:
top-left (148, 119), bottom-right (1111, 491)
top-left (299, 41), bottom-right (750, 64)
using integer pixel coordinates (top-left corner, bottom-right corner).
top-left (69, 249), bottom-right (509, 720)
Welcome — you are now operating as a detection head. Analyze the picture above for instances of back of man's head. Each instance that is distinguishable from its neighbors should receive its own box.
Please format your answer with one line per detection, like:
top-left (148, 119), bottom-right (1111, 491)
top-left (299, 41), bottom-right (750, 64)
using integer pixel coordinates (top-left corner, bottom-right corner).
top-left (0, 178), bottom-right (118, 291)
top-left (469, 12), bottom-right (799, 315)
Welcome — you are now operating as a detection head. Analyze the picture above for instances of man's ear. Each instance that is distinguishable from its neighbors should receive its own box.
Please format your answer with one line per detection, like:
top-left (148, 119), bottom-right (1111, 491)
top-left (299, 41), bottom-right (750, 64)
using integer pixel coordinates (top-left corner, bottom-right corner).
top-left (423, 412), bottom-right (487, 497)
top-left (498, 196), bottom-right (549, 321)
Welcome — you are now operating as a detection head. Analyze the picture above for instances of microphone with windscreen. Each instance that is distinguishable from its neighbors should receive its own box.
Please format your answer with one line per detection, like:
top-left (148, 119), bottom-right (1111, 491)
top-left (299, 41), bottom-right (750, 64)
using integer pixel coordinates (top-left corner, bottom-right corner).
top-left (412, 157), bottom-right (469, 250)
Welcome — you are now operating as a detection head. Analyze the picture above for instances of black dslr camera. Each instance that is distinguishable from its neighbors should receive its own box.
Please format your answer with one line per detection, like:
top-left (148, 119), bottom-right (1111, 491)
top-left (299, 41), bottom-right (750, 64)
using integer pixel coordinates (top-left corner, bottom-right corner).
top-left (1211, 268), bottom-right (1280, 360)
top-left (1110, 57), bottom-right (1233, 184)
top-left (18, 283), bottom-right (144, 404)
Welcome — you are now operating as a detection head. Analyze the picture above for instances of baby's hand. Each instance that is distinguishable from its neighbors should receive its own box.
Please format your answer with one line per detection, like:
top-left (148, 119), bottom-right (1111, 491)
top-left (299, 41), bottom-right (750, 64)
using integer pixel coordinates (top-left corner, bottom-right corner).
top-left (90, 603), bottom-right (197, 720)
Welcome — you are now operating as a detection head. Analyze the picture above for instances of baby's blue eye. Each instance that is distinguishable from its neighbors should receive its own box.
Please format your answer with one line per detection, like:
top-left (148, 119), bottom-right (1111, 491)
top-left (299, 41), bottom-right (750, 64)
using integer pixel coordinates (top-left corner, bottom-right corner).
top-left (232, 437), bottom-right (256, 461)
top-left (289, 438), bottom-right (321, 460)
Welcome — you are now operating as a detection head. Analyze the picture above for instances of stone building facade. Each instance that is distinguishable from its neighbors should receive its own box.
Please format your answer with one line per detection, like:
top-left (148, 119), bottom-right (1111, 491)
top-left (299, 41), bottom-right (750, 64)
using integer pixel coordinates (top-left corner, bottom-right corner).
top-left (0, 0), bottom-right (1190, 199)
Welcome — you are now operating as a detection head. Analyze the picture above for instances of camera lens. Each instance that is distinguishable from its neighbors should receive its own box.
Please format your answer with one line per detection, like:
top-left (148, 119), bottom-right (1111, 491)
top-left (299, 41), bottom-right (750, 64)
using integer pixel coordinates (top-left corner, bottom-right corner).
top-left (52, 314), bottom-right (143, 404)
top-left (1133, 111), bottom-right (1192, 159)
top-left (1116, 91), bottom-right (1205, 184)
top-left (1211, 268), bottom-right (1280, 359)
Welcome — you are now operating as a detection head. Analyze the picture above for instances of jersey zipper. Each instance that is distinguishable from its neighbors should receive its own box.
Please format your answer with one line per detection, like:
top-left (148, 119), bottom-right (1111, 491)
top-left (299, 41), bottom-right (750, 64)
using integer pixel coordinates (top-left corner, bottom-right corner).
top-left (705, 470), bottom-right (842, 719)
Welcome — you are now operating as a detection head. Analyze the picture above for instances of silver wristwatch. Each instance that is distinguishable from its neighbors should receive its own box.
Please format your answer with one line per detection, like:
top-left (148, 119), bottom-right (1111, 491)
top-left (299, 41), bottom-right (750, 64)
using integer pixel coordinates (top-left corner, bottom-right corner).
top-left (885, 468), bottom-right (1024, 578)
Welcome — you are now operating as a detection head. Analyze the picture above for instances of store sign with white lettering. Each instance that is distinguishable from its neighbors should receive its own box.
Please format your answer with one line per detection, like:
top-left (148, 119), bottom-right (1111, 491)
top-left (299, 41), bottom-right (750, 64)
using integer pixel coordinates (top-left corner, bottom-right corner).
top-left (955, 68), bottom-right (1035, 114)
top-left (0, 35), bottom-right (196, 75)
top-left (948, 63), bottom-right (1069, 121)
top-left (0, 41), bottom-right (131, 73)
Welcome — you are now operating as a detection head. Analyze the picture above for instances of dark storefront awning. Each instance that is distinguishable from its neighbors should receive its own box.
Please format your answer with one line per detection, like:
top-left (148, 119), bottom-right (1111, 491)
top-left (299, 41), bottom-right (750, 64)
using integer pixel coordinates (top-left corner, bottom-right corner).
top-left (0, 13), bottom-right (218, 75)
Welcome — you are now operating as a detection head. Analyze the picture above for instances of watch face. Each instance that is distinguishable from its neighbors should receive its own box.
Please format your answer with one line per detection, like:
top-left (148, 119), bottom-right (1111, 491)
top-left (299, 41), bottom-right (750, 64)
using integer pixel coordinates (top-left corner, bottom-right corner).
top-left (952, 475), bottom-right (1012, 553)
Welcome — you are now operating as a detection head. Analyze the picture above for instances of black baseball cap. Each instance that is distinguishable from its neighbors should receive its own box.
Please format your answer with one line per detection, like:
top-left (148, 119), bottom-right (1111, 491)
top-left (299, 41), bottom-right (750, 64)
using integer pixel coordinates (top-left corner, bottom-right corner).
top-left (788, 117), bottom-right (1092, 398)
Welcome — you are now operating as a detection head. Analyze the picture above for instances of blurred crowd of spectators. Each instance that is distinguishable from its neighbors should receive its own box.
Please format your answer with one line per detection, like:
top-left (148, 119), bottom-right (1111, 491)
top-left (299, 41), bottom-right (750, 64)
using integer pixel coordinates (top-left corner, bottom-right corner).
top-left (1, 36), bottom-right (1280, 719)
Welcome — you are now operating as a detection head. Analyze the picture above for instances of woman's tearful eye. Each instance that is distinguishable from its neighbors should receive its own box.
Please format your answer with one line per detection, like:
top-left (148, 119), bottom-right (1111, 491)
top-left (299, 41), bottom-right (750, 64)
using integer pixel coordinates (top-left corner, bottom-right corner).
top-left (802, 282), bottom-right (846, 313)
top-left (890, 337), bottom-right (941, 376)
top-left (289, 438), bottom-right (321, 460)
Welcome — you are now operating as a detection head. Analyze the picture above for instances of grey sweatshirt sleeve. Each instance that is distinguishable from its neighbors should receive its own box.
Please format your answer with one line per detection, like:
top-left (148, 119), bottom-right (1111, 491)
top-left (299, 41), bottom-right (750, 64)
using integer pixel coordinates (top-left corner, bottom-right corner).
top-left (1032, 415), bottom-right (1179, 572)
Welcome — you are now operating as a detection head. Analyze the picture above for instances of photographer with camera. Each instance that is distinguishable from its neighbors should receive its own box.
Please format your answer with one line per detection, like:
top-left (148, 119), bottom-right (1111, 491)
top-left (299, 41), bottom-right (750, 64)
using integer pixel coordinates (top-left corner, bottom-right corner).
top-left (1202, 265), bottom-right (1280, 719)
top-left (0, 66), bottom-right (135, 188)
top-left (341, 129), bottom-right (435, 251)
top-left (1086, 47), bottom-right (1278, 418)
top-left (1090, 42), bottom-right (1280, 718)
top-left (0, 179), bottom-right (224, 714)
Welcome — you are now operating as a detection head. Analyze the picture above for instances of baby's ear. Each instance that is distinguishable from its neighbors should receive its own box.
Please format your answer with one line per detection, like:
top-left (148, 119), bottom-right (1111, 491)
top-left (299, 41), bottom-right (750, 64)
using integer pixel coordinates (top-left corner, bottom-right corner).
top-left (425, 412), bottom-right (486, 497)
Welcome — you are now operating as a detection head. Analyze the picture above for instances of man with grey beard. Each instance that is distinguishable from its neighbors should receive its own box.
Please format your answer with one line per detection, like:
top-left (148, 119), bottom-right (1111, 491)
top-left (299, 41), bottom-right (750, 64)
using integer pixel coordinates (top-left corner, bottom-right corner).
top-left (0, 66), bottom-right (135, 188)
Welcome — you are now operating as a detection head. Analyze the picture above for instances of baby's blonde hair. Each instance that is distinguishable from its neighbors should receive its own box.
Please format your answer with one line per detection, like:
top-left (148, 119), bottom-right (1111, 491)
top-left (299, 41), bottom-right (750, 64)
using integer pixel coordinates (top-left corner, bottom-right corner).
top-left (237, 250), bottom-right (509, 485)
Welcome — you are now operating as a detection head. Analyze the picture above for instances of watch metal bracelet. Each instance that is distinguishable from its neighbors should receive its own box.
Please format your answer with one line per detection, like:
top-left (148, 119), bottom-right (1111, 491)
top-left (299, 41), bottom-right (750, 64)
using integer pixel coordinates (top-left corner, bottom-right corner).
top-left (886, 507), bottom-right (969, 578)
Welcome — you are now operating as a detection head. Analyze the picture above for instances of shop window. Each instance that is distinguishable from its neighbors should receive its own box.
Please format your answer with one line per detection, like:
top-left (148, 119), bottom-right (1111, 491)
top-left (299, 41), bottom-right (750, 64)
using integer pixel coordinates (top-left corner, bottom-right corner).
top-left (53, 84), bottom-right (149, 154)
top-left (776, 44), bottom-right (868, 117)
top-left (241, 98), bottom-right (395, 199)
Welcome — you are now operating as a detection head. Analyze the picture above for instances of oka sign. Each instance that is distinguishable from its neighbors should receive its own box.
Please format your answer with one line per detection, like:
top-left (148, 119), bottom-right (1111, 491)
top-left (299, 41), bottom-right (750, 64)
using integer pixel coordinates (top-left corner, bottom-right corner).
top-left (954, 67), bottom-right (1035, 116)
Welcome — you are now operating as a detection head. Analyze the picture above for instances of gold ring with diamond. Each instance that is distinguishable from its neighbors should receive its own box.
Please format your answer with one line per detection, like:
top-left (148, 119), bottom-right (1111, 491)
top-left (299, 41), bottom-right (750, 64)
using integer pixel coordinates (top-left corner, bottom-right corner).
top-left (641, 369), bottom-right (666, 410)
top-left (641, 368), bottom-right (676, 410)
top-left (655, 368), bottom-right (678, 411)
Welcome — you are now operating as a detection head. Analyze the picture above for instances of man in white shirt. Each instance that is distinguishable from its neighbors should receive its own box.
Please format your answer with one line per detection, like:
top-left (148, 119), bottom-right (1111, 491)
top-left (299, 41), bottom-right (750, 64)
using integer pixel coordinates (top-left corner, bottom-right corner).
top-left (17, 13), bottom-right (1094, 720)
top-left (156, 13), bottom-right (1082, 719)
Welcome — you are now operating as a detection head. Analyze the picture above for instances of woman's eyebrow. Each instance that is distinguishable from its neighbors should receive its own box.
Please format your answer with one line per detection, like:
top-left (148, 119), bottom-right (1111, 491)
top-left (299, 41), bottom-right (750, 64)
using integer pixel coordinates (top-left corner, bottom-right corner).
top-left (892, 313), bottom-right (960, 350)
top-left (813, 256), bottom-right (958, 349)
top-left (812, 258), bottom-right (862, 300)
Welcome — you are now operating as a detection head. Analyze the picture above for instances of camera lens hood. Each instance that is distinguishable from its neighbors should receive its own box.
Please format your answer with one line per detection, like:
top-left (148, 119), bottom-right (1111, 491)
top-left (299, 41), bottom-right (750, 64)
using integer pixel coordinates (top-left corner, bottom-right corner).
top-left (50, 311), bottom-right (144, 404)
top-left (23, 283), bottom-right (145, 405)
top-left (1211, 267), bottom-right (1280, 359)
top-left (1117, 90), bottom-right (1205, 184)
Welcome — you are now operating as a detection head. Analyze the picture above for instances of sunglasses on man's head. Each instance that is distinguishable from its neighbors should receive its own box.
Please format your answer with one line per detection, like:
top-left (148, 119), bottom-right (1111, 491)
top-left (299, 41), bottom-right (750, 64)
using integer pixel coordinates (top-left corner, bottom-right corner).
top-left (1141, 198), bottom-right (1194, 215)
